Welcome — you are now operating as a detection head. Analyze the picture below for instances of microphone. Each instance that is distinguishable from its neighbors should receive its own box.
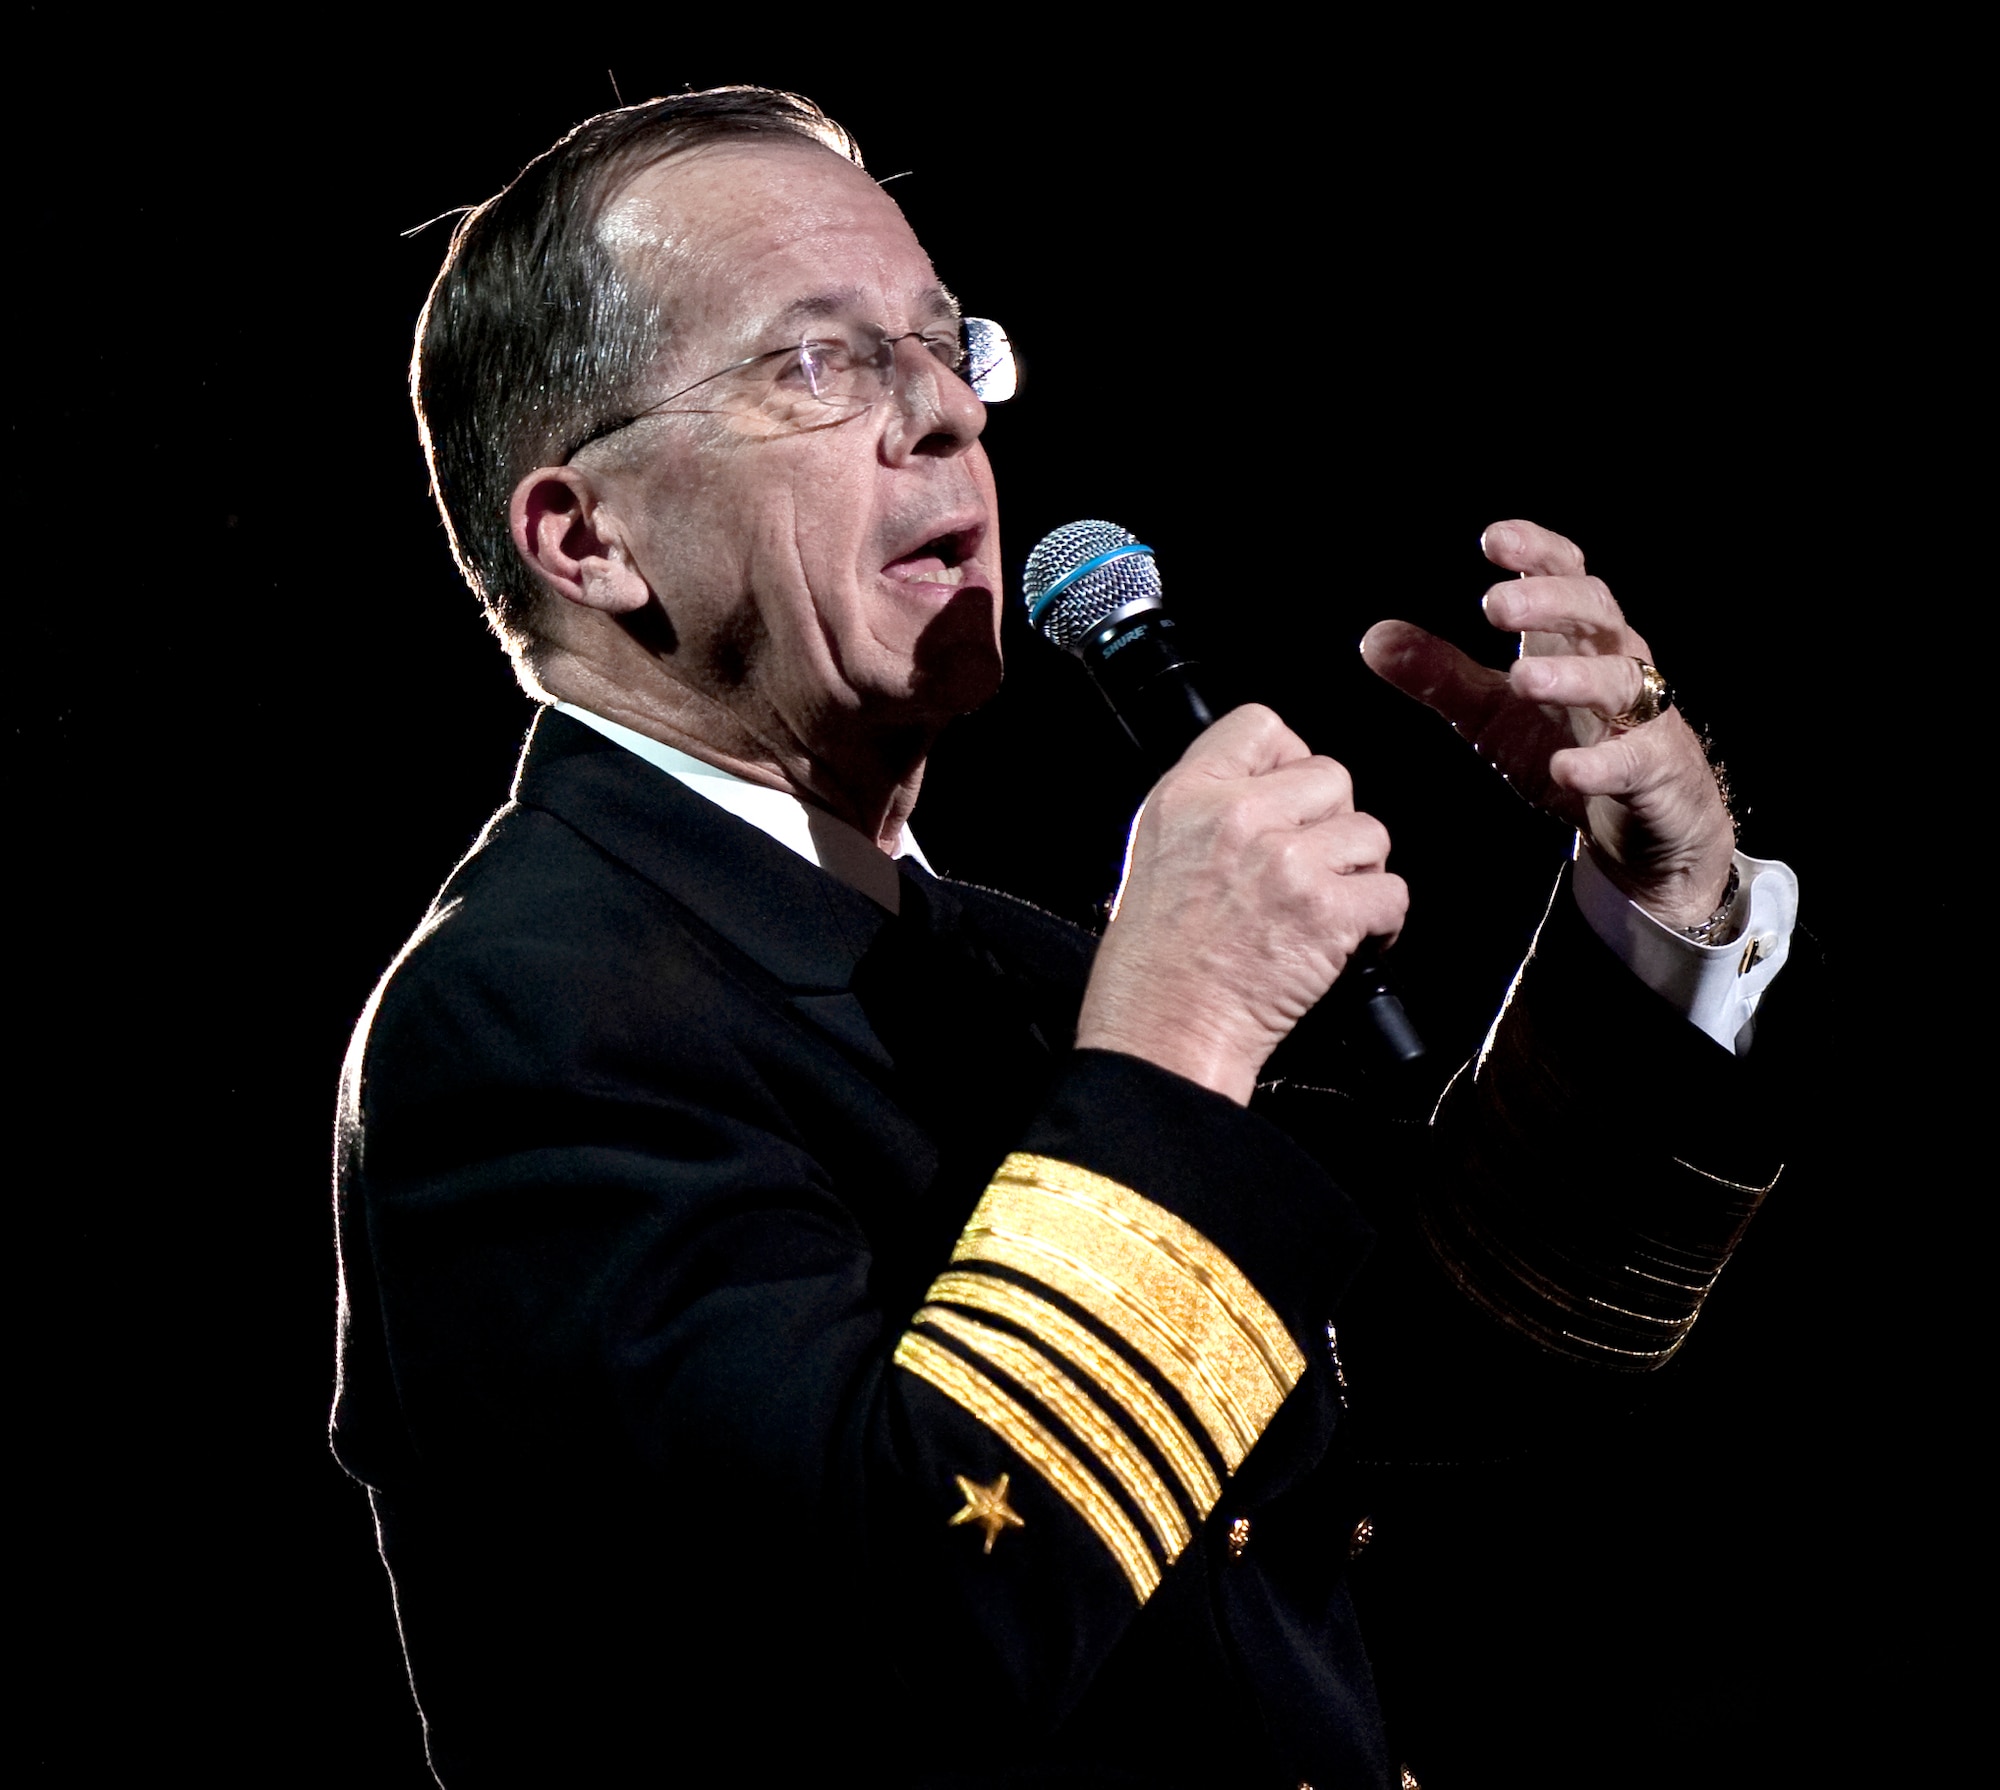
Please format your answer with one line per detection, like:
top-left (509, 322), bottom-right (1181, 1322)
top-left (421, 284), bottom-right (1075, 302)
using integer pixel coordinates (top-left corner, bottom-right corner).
top-left (1024, 520), bottom-right (1424, 1065)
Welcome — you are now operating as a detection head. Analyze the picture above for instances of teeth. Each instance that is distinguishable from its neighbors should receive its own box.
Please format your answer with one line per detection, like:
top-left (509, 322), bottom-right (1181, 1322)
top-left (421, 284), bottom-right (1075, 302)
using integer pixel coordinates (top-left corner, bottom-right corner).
top-left (890, 562), bottom-right (966, 585)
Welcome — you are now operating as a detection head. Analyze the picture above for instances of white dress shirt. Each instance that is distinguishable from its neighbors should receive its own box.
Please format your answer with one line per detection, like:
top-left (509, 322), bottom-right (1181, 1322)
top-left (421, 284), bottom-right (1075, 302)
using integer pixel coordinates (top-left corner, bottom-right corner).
top-left (554, 701), bottom-right (1798, 1056)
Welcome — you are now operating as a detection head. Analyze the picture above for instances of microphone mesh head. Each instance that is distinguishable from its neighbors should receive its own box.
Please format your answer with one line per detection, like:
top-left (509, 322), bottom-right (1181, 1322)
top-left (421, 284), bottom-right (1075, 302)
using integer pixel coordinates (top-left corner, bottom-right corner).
top-left (1023, 520), bottom-right (1163, 650)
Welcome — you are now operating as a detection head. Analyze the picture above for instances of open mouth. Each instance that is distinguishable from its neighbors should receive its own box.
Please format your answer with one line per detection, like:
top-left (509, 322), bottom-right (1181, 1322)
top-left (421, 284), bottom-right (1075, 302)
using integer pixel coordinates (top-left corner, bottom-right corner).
top-left (883, 529), bottom-right (978, 588)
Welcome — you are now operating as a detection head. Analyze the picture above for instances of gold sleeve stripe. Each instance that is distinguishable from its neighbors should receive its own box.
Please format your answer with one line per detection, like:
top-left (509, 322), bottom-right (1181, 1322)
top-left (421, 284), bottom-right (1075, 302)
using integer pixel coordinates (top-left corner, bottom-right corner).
top-left (950, 1154), bottom-right (1305, 1468)
top-left (893, 1330), bottom-right (1161, 1603)
top-left (995, 1155), bottom-right (1307, 1392)
top-left (916, 1304), bottom-right (1192, 1562)
top-left (958, 1217), bottom-right (1255, 1465)
top-left (925, 1269), bottom-right (1222, 1514)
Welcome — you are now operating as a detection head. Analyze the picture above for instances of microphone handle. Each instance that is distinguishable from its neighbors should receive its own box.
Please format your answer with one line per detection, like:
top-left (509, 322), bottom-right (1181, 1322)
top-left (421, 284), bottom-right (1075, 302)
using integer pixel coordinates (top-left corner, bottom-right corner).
top-left (1078, 607), bottom-right (1425, 1066)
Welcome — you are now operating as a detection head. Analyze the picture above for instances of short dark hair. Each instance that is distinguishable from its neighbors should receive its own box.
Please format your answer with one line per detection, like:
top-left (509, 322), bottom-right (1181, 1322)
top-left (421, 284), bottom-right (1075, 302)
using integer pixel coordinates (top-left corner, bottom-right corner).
top-left (411, 87), bottom-right (864, 660)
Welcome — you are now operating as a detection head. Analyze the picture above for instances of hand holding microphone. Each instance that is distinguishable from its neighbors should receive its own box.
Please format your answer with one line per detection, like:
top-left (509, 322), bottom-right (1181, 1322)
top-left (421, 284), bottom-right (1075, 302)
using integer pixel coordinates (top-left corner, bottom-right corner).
top-left (1075, 706), bottom-right (1410, 1105)
top-left (1026, 521), bottom-right (1423, 1098)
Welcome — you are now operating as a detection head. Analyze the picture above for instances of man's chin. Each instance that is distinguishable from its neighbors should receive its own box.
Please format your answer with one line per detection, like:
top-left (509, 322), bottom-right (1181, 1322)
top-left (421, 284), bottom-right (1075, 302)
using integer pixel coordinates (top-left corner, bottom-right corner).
top-left (905, 589), bottom-right (1005, 719)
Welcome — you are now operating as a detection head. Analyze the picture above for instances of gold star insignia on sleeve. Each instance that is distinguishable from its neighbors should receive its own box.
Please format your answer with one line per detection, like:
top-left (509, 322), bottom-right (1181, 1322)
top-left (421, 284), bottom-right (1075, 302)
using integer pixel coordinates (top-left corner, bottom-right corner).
top-left (948, 1471), bottom-right (1025, 1553)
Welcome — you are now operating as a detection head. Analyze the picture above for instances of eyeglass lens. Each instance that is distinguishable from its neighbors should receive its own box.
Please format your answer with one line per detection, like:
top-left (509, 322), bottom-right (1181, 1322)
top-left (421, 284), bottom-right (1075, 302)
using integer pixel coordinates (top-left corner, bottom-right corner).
top-left (962, 319), bottom-right (1016, 403)
top-left (797, 319), bottom-right (1015, 406)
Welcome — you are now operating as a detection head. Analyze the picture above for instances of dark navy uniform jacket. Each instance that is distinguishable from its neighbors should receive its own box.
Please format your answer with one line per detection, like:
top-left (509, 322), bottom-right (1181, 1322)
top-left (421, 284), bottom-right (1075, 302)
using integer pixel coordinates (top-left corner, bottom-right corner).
top-left (332, 709), bottom-right (1793, 1787)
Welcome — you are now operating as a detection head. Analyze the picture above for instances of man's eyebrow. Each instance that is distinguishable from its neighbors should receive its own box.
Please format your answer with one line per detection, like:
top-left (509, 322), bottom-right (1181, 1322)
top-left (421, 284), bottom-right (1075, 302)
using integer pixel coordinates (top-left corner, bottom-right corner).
top-left (767, 285), bottom-right (963, 333)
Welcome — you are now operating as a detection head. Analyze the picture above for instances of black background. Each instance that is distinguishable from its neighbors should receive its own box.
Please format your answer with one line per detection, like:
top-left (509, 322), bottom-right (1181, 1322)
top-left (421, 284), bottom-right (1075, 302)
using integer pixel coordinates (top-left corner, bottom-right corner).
top-left (18, 15), bottom-right (1965, 1785)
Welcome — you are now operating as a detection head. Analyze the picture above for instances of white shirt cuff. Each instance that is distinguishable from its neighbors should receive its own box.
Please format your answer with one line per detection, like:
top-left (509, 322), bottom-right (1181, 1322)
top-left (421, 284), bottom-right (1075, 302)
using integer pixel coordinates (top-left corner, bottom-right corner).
top-left (1571, 840), bottom-right (1799, 1056)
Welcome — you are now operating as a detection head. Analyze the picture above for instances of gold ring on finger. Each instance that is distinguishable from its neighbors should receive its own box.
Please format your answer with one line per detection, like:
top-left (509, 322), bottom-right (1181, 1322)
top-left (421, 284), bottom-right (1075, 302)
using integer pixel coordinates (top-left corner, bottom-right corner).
top-left (1607, 659), bottom-right (1673, 731)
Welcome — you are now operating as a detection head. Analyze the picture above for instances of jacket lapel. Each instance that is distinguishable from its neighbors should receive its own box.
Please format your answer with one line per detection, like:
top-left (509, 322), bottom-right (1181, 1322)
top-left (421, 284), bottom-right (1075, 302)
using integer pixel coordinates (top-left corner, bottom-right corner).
top-left (507, 709), bottom-right (1078, 1146)
top-left (510, 706), bottom-right (892, 994)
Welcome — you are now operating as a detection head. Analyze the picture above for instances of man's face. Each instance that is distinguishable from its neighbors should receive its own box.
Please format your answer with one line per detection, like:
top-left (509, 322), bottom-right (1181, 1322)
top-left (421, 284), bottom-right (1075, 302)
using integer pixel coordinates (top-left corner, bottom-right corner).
top-left (585, 140), bottom-right (1003, 752)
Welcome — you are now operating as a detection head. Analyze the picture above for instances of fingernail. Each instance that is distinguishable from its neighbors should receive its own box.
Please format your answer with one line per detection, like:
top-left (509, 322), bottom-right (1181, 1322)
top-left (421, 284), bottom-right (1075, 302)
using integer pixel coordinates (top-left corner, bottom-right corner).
top-left (1483, 524), bottom-right (1520, 555)
top-left (1516, 660), bottom-right (1552, 695)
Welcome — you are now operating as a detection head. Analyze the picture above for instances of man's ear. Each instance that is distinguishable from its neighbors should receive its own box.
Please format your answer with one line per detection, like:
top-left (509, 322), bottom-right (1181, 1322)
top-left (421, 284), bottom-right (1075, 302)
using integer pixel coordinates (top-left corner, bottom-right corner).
top-left (509, 466), bottom-right (652, 614)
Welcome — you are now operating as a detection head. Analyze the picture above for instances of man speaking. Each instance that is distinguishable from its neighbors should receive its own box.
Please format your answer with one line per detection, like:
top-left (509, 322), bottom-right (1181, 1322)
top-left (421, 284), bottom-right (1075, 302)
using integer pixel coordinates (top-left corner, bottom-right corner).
top-left (332, 87), bottom-right (1801, 1787)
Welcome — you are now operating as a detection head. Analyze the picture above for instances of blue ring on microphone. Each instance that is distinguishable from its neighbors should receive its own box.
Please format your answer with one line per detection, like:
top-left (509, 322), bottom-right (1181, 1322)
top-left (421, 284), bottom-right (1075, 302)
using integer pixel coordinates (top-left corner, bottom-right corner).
top-left (1027, 542), bottom-right (1155, 628)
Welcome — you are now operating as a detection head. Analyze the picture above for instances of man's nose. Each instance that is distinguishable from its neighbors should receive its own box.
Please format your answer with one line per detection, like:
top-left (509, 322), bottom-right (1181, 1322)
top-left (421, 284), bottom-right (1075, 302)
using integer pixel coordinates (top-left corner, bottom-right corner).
top-left (883, 337), bottom-right (987, 462)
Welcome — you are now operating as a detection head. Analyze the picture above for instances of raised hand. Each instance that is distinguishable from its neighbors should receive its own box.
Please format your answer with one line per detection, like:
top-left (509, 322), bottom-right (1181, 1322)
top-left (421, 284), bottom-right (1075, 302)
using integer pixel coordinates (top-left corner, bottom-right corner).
top-left (1360, 518), bottom-right (1735, 929)
top-left (1076, 705), bottom-right (1408, 1106)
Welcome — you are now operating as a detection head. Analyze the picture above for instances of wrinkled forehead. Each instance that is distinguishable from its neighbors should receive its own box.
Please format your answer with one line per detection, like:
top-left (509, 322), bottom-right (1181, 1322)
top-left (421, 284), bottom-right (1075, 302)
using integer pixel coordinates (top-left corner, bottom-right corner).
top-left (596, 139), bottom-right (951, 353)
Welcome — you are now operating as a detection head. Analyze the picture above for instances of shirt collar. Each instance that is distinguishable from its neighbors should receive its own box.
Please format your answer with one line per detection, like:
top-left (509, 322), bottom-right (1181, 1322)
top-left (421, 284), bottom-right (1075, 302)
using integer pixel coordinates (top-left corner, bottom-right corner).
top-left (550, 701), bottom-right (931, 913)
